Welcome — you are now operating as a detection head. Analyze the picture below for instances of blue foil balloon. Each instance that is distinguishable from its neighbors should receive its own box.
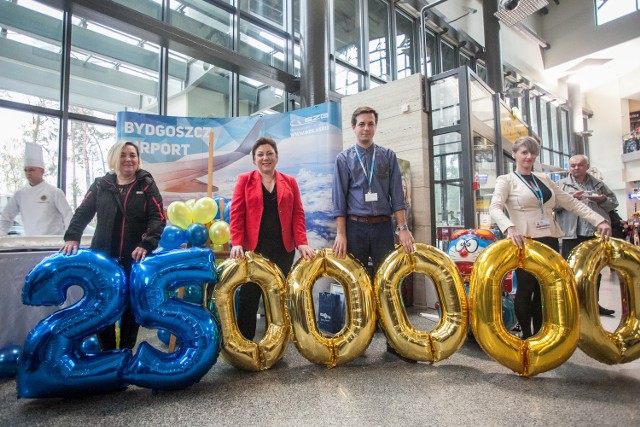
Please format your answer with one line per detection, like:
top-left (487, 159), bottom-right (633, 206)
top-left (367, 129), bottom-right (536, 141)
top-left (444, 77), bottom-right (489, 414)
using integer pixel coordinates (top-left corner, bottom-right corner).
top-left (186, 223), bottom-right (209, 248)
top-left (157, 329), bottom-right (171, 345)
top-left (123, 248), bottom-right (220, 390)
top-left (159, 225), bottom-right (187, 250)
top-left (81, 335), bottom-right (101, 354)
top-left (17, 250), bottom-right (131, 398)
top-left (183, 284), bottom-right (204, 304)
top-left (0, 345), bottom-right (21, 378)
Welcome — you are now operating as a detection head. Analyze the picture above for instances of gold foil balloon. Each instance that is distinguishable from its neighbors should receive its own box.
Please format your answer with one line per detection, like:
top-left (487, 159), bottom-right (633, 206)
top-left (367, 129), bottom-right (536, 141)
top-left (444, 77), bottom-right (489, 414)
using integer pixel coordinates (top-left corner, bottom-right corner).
top-left (166, 201), bottom-right (193, 230)
top-left (209, 220), bottom-right (230, 245)
top-left (375, 243), bottom-right (467, 362)
top-left (192, 197), bottom-right (218, 225)
top-left (288, 249), bottom-right (376, 368)
top-left (212, 252), bottom-right (290, 371)
top-left (470, 239), bottom-right (579, 377)
top-left (569, 237), bottom-right (640, 364)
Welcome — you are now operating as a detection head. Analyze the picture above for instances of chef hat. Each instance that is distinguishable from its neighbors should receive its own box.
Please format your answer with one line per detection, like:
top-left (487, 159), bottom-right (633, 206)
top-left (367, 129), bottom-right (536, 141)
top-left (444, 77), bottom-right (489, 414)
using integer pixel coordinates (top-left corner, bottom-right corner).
top-left (24, 143), bottom-right (45, 169)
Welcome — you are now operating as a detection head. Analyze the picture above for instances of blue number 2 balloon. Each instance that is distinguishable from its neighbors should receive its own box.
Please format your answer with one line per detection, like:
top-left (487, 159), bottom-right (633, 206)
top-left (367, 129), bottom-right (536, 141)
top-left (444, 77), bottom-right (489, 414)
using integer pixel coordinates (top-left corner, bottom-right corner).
top-left (17, 250), bottom-right (130, 398)
top-left (123, 248), bottom-right (221, 390)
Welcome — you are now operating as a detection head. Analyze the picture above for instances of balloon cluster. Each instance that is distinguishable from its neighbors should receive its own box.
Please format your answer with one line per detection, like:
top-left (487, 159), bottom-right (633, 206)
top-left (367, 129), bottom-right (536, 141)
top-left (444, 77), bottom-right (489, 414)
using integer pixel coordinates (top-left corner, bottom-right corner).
top-left (160, 196), bottom-right (231, 250)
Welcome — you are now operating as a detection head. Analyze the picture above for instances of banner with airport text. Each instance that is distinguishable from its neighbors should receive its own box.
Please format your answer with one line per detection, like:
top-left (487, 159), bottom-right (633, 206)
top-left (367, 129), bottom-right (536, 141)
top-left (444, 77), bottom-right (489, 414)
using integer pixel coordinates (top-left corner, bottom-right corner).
top-left (116, 101), bottom-right (342, 249)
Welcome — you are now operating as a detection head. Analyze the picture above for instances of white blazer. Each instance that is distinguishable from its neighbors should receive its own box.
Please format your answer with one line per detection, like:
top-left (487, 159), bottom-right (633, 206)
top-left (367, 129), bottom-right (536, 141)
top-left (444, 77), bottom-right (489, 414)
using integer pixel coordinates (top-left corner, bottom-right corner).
top-left (489, 172), bottom-right (605, 239)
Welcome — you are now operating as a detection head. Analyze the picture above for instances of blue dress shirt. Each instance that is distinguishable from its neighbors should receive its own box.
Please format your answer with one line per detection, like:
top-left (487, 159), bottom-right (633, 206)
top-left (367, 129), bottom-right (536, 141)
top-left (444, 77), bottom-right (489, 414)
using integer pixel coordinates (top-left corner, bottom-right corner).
top-left (332, 143), bottom-right (407, 218)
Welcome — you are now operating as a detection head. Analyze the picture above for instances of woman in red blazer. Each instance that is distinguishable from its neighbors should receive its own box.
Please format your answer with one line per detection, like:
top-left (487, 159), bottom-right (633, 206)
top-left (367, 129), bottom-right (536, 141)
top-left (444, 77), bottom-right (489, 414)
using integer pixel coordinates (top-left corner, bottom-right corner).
top-left (229, 137), bottom-right (315, 340)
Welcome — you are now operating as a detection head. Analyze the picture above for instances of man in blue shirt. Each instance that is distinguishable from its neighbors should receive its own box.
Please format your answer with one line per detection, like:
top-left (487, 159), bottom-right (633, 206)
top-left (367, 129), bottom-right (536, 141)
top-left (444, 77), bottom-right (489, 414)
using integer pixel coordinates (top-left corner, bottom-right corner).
top-left (332, 106), bottom-right (415, 362)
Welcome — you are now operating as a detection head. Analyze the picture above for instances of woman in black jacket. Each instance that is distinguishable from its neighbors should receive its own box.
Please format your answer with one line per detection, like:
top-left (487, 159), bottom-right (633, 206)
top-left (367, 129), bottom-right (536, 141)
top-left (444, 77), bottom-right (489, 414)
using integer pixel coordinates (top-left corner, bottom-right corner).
top-left (61, 141), bottom-right (166, 351)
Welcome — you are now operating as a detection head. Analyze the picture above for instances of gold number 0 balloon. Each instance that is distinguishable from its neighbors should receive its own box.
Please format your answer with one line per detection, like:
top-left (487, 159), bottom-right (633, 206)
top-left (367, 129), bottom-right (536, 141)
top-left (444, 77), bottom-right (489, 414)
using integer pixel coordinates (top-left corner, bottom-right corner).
top-left (569, 237), bottom-right (640, 364)
top-left (212, 252), bottom-right (290, 371)
top-left (470, 239), bottom-right (579, 377)
top-left (375, 243), bottom-right (468, 362)
top-left (288, 249), bottom-right (376, 368)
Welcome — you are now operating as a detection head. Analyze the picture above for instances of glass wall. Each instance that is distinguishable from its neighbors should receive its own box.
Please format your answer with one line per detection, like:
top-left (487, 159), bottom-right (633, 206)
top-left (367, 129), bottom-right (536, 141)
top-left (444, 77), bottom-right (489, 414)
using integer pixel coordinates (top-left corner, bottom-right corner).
top-left (0, 0), bottom-right (300, 209)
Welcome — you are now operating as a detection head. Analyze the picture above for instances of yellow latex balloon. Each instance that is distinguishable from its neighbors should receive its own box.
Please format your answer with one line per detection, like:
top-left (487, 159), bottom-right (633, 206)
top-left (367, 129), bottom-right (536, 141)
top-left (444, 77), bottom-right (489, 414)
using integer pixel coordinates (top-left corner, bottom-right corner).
top-left (470, 239), bottom-right (579, 377)
top-left (185, 198), bottom-right (196, 208)
top-left (209, 221), bottom-right (230, 245)
top-left (212, 252), bottom-right (290, 371)
top-left (569, 237), bottom-right (640, 364)
top-left (192, 197), bottom-right (218, 225)
top-left (375, 243), bottom-right (467, 363)
top-left (288, 249), bottom-right (376, 368)
top-left (213, 244), bottom-right (225, 252)
top-left (166, 201), bottom-right (193, 230)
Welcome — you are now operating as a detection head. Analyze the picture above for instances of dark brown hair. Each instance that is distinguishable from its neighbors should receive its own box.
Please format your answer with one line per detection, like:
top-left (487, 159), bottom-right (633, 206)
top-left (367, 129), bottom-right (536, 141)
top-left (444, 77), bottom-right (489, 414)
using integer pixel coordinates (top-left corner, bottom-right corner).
top-left (251, 137), bottom-right (278, 159)
top-left (351, 106), bottom-right (379, 127)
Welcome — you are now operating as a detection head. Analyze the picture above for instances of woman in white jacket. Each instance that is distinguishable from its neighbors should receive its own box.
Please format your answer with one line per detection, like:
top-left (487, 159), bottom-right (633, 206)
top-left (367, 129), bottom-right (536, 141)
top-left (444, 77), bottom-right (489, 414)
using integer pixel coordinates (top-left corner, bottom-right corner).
top-left (489, 136), bottom-right (611, 339)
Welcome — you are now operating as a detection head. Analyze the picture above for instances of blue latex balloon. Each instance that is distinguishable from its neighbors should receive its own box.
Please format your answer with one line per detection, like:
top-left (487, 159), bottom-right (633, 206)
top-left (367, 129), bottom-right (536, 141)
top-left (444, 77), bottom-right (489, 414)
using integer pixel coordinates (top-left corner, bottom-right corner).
top-left (223, 199), bottom-right (231, 223)
top-left (159, 225), bottom-right (187, 251)
top-left (0, 345), bottom-right (21, 378)
top-left (124, 248), bottom-right (221, 390)
top-left (17, 250), bottom-right (131, 398)
top-left (186, 223), bottom-right (209, 248)
top-left (81, 335), bottom-right (101, 354)
top-left (213, 196), bottom-right (224, 220)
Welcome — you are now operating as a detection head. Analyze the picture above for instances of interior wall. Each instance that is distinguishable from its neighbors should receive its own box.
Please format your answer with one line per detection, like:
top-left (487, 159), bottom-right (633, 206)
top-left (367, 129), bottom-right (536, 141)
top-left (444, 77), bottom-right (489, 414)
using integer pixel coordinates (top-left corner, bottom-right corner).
top-left (340, 73), bottom-right (436, 308)
top-left (583, 81), bottom-right (628, 212)
top-left (540, 0), bottom-right (640, 69)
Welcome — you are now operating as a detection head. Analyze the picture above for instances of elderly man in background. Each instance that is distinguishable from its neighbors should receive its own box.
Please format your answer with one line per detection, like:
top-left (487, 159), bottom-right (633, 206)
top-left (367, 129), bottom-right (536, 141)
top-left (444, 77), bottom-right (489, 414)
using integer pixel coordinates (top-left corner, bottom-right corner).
top-left (556, 154), bottom-right (618, 316)
top-left (0, 143), bottom-right (72, 236)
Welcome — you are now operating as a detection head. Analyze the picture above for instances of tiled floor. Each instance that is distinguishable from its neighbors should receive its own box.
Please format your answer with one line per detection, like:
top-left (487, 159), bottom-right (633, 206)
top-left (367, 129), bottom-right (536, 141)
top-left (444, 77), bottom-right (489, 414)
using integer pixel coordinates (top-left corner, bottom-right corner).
top-left (1, 267), bottom-right (639, 426)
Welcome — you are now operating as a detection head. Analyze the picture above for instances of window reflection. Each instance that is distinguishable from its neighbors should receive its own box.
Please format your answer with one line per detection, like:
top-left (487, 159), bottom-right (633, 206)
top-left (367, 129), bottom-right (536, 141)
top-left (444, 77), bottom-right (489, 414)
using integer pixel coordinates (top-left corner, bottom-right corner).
top-left (368, 0), bottom-right (390, 81)
top-left (70, 17), bottom-right (160, 117)
top-left (0, 2), bottom-right (62, 108)
top-left (66, 121), bottom-right (114, 210)
top-left (239, 21), bottom-right (286, 72)
top-left (334, 63), bottom-right (361, 95)
top-left (396, 11), bottom-right (414, 79)
top-left (334, 0), bottom-right (361, 67)
top-left (0, 108), bottom-right (60, 195)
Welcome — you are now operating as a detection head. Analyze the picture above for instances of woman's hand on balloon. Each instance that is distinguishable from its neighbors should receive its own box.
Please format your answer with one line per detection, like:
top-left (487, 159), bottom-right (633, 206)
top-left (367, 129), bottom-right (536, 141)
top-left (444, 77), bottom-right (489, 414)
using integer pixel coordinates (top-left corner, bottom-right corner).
top-left (60, 240), bottom-right (79, 255)
top-left (506, 226), bottom-right (525, 248)
top-left (597, 221), bottom-right (611, 240)
top-left (230, 245), bottom-right (244, 259)
top-left (132, 246), bottom-right (148, 262)
top-left (297, 244), bottom-right (316, 260)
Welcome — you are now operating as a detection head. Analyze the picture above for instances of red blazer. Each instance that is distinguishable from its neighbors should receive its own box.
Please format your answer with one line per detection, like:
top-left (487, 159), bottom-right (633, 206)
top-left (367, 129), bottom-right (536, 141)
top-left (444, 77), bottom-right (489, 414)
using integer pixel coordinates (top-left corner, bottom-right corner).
top-left (230, 169), bottom-right (308, 253)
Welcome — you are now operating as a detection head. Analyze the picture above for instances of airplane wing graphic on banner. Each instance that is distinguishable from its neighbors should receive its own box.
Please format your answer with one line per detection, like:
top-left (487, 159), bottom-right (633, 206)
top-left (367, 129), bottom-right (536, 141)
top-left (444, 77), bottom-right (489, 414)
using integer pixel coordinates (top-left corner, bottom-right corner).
top-left (142, 120), bottom-right (263, 192)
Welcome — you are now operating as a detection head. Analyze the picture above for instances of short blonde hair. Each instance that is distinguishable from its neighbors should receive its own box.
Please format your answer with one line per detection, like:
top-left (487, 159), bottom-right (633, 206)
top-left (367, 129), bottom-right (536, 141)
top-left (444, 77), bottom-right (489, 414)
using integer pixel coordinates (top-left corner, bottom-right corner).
top-left (107, 141), bottom-right (142, 174)
top-left (512, 136), bottom-right (541, 156)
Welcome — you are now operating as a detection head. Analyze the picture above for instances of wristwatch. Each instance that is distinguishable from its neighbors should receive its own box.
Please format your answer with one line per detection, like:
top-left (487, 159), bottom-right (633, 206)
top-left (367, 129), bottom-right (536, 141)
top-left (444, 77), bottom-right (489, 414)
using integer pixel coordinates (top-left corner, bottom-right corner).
top-left (395, 224), bottom-right (409, 234)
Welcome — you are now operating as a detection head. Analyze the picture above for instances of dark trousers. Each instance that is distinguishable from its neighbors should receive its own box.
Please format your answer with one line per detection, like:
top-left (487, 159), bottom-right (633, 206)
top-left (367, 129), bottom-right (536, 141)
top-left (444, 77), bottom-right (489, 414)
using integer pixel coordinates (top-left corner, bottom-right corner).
top-left (345, 219), bottom-right (396, 278)
top-left (237, 250), bottom-right (294, 340)
top-left (514, 236), bottom-right (559, 339)
top-left (97, 259), bottom-right (140, 351)
top-left (561, 236), bottom-right (603, 296)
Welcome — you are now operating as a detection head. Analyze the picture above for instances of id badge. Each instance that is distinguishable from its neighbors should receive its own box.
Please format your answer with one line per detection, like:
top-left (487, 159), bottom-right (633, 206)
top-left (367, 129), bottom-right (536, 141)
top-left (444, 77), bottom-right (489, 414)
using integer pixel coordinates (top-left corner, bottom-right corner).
top-left (535, 219), bottom-right (551, 229)
top-left (365, 192), bottom-right (378, 202)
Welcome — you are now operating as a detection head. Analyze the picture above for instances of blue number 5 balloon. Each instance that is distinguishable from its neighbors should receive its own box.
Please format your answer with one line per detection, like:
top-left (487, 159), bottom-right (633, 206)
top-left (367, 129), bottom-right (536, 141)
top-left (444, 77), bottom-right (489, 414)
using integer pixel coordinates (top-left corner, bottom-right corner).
top-left (123, 248), bottom-right (220, 390)
top-left (17, 250), bottom-right (130, 398)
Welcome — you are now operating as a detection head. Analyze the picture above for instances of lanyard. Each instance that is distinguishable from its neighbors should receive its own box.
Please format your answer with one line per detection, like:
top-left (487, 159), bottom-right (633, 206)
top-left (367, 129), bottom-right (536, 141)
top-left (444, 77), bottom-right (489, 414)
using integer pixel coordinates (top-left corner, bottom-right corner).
top-left (355, 144), bottom-right (375, 191)
top-left (515, 171), bottom-right (544, 214)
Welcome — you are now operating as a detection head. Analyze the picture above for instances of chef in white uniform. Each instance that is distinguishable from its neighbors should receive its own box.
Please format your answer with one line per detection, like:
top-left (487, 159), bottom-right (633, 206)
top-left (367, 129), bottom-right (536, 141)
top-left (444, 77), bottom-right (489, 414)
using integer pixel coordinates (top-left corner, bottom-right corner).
top-left (0, 143), bottom-right (72, 236)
